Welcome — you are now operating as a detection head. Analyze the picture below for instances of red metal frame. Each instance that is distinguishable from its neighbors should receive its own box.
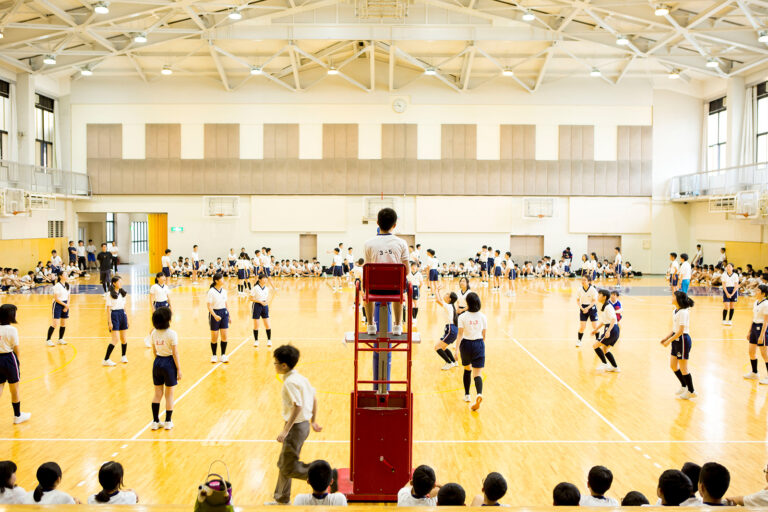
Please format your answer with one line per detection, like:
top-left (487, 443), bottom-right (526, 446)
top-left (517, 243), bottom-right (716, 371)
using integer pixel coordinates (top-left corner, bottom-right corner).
top-left (344, 262), bottom-right (413, 501)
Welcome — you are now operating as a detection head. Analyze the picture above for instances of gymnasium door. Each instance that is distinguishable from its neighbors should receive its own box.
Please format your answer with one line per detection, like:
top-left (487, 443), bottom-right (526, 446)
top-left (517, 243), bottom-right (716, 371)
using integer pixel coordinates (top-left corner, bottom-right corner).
top-left (587, 235), bottom-right (621, 262)
top-left (147, 213), bottom-right (168, 274)
top-left (509, 235), bottom-right (544, 263)
top-left (299, 234), bottom-right (318, 260)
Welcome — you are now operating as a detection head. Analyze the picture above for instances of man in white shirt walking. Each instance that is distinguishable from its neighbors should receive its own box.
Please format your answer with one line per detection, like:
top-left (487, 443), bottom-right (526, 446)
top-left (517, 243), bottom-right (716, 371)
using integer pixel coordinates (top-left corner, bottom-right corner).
top-left (267, 344), bottom-right (323, 505)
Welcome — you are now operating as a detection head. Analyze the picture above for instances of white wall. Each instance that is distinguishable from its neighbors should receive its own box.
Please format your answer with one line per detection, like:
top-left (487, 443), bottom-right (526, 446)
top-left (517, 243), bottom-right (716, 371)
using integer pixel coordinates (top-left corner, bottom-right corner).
top-left (0, 200), bottom-right (68, 239)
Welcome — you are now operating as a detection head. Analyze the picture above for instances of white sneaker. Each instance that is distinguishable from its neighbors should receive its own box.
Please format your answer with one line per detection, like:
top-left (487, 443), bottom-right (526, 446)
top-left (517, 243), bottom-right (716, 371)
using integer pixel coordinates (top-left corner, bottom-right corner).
top-left (267, 340), bottom-right (272, 347)
top-left (253, 341), bottom-right (260, 347)
top-left (606, 365), bottom-right (621, 373)
top-left (413, 318), bottom-right (418, 325)
top-left (151, 421), bottom-right (162, 430)
top-left (102, 359), bottom-right (116, 367)
top-left (760, 378), bottom-right (768, 385)
top-left (366, 324), bottom-right (377, 335)
top-left (121, 356), bottom-right (128, 364)
top-left (13, 412), bottom-right (31, 424)
top-left (211, 355), bottom-right (218, 363)
top-left (221, 354), bottom-right (229, 363)
top-left (392, 325), bottom-right (403, 336)
top-left (576, 339), bottom-right (582, 347)
top-left (46, 340), bottom-right (55, 347)
top-left (144, 335), bottom-right (152, 347)
top-left (463, 394), bottom-right (471, 402)
top-left (726, 320), bottom-right (733, 326)
top-left (164, 421), bottom-right (174, 430)
top-left (596, 363), bottom-right (609, 371)
top-left (451, 362), bottom-right (459, 368)
top-left (678, 390), bottom-right (693, 399)
top-left (675, 387), bottom-right (686, 396)
top-left (192, 281), bottom-right (198, 285)
top-left (441, 363), bottom-right (452, 370)
top-left (57, 339), bottom-right (67, 345)
top-left (744, 372), bottom-right (759, 380)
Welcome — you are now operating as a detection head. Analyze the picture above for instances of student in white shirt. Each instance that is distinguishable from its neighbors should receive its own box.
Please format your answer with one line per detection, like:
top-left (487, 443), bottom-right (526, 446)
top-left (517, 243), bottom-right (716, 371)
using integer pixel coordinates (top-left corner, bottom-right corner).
top-left (0, 305), bottom-right (30, 424)
top-left (150, 307), bottom-right (181, 430)
top-left (0, 461), bottom-right (25, 504)
top-left (591, 289), bottom-right (620, 372)
top-left (86, 240), bottom-right (97, 270)
top-left (425, 249), bottom-right (439, 298)
top-left (579, 466), bottom-right (619, 507)
top-left (679, 253), bottom-right (692, 294)
top-left (743, 284), bottom-right (768, 383)
top-left (576, 274), bottom-right (600, 347)
top-left (24, 462), bottom-right (76, 505)
top-left (717, 247), bottom-right (727, 269)
top-left (362, 208), bottom-right (409, 336)
top-left (406, 262), bottom-right (423, 325)
top-left (613, 247), bottom-right (623, 286)
top-left (458, 292), bottom-right (487, 411)
top-left (110, 244), bottom-right (119, 272)
top-left (145, 272), bottom-right (172, 348)
top-left (50, 250), bottom-right (63, 275)
top-left (191, 244), bottom-right (200, 284)
top-left (103, 275), bottom-right (129, 366)
top-left (161, 249), bottom-right (172, 278)
top-left (88, 462), bottom-right (138, 504)
top-left (726, 462), bottom-right (768, 506)
top-left (660, 291), bottom-right (697, 399)
top-left (331, 248), bottom-right (344, 291)
top-left (236, 254), bottom-right (249, 296)
top-left (668, 252), bottom-right (680, 290)
top-left (46, 273), bottom-right (70, 347)
top-left (693, 244), bottom-right (703, 266)
top-left (228, 248), bottom-right (237, 271)
top-left (207, 273), bottom-right (230, 363)
top-left (397, 465), bottom-right (439, 506)
top-left (250, 274), bottom-right (275, 348)
top-left (293, 460), bottom-right (346, 506)
top-left (434, 284), bottom-right (459, 370)
top-left (722, 263), bottom-right (740, 325)
top-left (76, 240), bottom-right (87, 271)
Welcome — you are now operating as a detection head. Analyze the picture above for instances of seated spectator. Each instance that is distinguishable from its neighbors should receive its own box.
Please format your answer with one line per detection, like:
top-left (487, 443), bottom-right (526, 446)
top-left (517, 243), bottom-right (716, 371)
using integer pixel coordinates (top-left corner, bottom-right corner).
top-left (657, 469), bottom-right (692, 506)
top-left (397, 465), bottom-right (438, 506)
top-left (579, 466), bottom-right (619, 506)
top-left (698, 462), bottom-right (729, 506)
top-left (23, 462), bottom-right (77, 504)
top-left (87, 461), bottom-right (138, 504)
top-left (437, 483), bottom-right (465, 506)
top-left (0, 461), bottom-right (25, 504)
top-left (656, 462), bottom-right (702, 506)
top-left (553, 482), bottom-right (580, 506)
top-left (727, 462), bottom-right (768, 506)
top-left (293, 460), bottom-right (346, 506)
top-left (470, 472), bottom-right (508, 507)
top-left (622, 491), bottom-right (649, 506)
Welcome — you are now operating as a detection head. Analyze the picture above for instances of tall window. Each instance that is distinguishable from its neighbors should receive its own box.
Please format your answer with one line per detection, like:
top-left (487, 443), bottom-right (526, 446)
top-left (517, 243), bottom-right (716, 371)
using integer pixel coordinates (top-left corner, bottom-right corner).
top-left (131, 221), bottom-right (148, 254)
top-left (35, 93), bottom-right (54, 168)
top-left (106, 212), bottom-right (114, 244)
top-left (708, 97), bottom-right (727, 171)
top-left (757, 83), bottom-right (768, 162)
top-left (0, 80), bottom-right (10, 160)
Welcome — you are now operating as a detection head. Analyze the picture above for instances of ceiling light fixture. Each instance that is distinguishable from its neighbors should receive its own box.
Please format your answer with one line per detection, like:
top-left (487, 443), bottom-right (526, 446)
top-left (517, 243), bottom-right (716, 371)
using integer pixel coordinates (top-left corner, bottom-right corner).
top-left (228, 8), bottom-right (242, 19)
top-left (616, 34), bottom-right (629, 46)
top-left (759, 30), bottom-right (768, 43)
top-left (94, 2), bottom-right (109, 14)
top-left (590, 67), bottom-right (601, 77)
top-left (133, 33), bottom-right (147, 43)
top-left (424, 68), bottom-right (437, 75)
top-left (522, 10), bottom-right (535, 21)
top-left (668, 69), bottom-right (680, 79)
top-left (654, 4), bottom-right (669, 16)
top-left (0, 32), bottom-right (5, 39)
top-left (327, 67), bottom-right (339, 75)
top-left (502, 68), bottom-right (514, 77)
top-left (43, 54), bottom-right (56, 65)
top-left (250, 66), bottom-right (262, 75)
top-left (161, 65), bottom-right (172, 75)
top-left (706, 58), bottom-right (719, 68)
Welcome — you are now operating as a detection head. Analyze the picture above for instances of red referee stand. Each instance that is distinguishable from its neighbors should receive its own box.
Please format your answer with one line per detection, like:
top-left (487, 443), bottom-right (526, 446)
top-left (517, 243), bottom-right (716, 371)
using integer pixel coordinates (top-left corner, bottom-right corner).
top-left (337, 263), bottom-right (420, 501)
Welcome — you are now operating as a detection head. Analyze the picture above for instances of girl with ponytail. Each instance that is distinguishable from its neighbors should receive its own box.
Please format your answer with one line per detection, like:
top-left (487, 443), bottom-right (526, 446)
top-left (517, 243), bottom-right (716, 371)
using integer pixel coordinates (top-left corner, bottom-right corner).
top-left (207, 273), bottom-right (230, 363)
top-left (22, 462), bottom-right (75, 504)
top-left (0, 461), bottom-right (26, 504)
top-left (87, 461), bottom-right (137, 504)
top-left (591, 289), bottom-right (621, 372)
top-left (660, 291), bottom-right (697, 399)
top-left (103, 275), bottom-right (129, 366)
top-left (743, 284), bottom-right (768, 382)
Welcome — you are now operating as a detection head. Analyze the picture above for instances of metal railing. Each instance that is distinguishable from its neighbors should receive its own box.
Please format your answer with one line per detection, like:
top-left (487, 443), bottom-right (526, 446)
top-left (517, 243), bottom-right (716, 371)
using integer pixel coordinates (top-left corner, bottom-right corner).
top-left (671, 162), bottom-right (768, 200)
top-left (0, 160), bottom-right (91, 197)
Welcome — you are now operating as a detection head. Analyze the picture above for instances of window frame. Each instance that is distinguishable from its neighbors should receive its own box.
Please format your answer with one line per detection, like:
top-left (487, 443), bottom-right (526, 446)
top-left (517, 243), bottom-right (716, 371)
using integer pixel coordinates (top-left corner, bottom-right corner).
top-left (130, 220), bottom-right (148, 254)
top-left (34, 93), bottom-right (55, 168)
top-left (106, 212), bottom-right (115, 244)
top-left (708, 97), bottom-right (727, 171)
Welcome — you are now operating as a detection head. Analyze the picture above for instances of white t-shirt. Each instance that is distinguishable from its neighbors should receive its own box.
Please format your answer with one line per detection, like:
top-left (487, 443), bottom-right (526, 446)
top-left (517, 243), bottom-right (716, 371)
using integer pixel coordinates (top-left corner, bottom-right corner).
top-left (53, 282), bottom-right (69, 303)
top-left (397, 485), bottom-right (437, 507)
top-left (577, 285), bottom-right (597, 306)
top-left (51, 255), bottom-right (62, 267)
top-left (294, 493), bottom-right (347, 506)
top-left (333, 254), bottom-right (343, 266)
top-left (673, 308), bottom-right (690, 334)
top-left (23, 489), bottom-right (76, 505)
top-left (228, 252), bottom-right (236, 261)
top-left (614, 254), bottom-right (622, 266)
top-left (459, 311), bottom-right (487, 340)
top-left (106, 293), bottom-right (126, 310)
top-left (352, 266), bottom-right (363, 280)
top-left (0, 486), bottom-right (26, 504)
top-left (260, 254), bottom-right (271, 269)
top-left (152, 328), bottom-right (178, 357)
top-left (150, 284), bottom-right (170, 303)
top-left (77, 245), bottom-right (86, 257)
top-left (669, 261), bottom-right (679, 274)
top-left (722, 272), bottom-right (739, 288)
top-left (161, 255), bottom-right (171, 268)
top-left (718, 252), bottom-right (727, 263)
top-left (680, 261), bottom-right (692, 280)
top-left (443, 303), bottom-right (456, 325)
top-left (192, 251), bottom-right (200, 262)
top-left (251, 284), bottom-right (270, 304)
top-left (407, 271), bottom-right (423, 287)
top-left (345, 252), bottom-right (355, 263)
top-left (87, 491), bottom-right (138, 505)
top-left (598, 303), bottom-right (618, 326)
top-left (86, 244), bottom-right (96, 254)
top-left (427, 257), bottom-right (439, 270)
top-left (754, 299), bottom-right (768, 323)
top-left (579, 495), bottom-right (619, 507)
top-left (457, 289), bottom-right (471, 309)
top-left (744, 489), bottom-right (768, 507)
top-left (236, 259), bottom-right (248, 271)
top-left (281, 369), bottom-right (315, 422)
top-left (364, 234), bottom-right (409, 265)
top-left (207, 287), bottom-right (228, 310)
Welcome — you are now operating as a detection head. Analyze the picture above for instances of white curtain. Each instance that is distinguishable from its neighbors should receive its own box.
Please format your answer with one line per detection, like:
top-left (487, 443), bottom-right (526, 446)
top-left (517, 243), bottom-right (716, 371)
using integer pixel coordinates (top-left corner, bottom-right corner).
top-left (8, 82), bottom-right (16, 162)
top-left (740, 85), bottom-right (756, 166)
top-left (700, 102), bottom-right (709, 171)
top-left (53, 98), bottom-right (62, 169)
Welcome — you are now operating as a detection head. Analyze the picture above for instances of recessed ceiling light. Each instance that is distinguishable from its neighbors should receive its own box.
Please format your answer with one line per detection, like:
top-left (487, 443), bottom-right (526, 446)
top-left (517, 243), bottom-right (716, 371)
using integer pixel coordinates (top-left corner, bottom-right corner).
top-left (502, 68), bottom-right (514, 77)
top-left (228, 8), bottom-right (242, 19)
top-left (81, 67), bottom-right (93, 76)
top-left (668, 69), bottom-right (680, 79)
top-left (590, 68), bottom-right (601, 77)
top-left (0, 32), bottom-right (5, 39)
top-left (94, 2), bottom-right (109, 14)
top-left (161, 65), bottom-right (172, 75)
top-left (759, 30), bottom-right (768, 43)
top-left (522, 10), bottom-right (535, 21)
top-left (327, 67), bottom-right (339, 75)
top-left (654, 4), bottom-right (669, 16)
top-left (43, 54), bottom-right (56, 65)
top-left (616, 34), bottom-right (629, 46)
top-left (424, 68), bottom-right (437, 75)
top-left (706, 58), bottom-right (719, 68)
top-left (133, 33), bottom-right (147, 43)
top-left (250, 66), bottom-right (262, 75)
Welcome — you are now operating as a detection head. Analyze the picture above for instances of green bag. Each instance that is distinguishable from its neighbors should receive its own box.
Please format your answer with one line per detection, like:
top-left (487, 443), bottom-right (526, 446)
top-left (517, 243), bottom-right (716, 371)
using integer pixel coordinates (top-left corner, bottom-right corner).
top-left (194, 460), bottom-right (234, 512)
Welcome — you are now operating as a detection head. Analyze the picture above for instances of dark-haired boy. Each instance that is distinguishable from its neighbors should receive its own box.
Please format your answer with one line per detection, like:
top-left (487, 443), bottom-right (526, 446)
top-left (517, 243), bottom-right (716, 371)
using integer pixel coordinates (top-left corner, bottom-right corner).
top-left (470, 472), bottom-right (508, 506)
top-left (397, 465), bottom-right (439, 506)
top-left (293, 460), bottom-right (346, 506)
top-left (579, 466), bottom-right (618, 506)
top-left (553, 483), bottom-right (580, 506)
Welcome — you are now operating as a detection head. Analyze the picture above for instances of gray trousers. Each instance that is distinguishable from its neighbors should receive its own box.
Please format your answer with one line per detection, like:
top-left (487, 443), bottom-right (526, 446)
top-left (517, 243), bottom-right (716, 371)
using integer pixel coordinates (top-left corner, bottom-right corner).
top-left (273, 421), bottom-right (310, 503)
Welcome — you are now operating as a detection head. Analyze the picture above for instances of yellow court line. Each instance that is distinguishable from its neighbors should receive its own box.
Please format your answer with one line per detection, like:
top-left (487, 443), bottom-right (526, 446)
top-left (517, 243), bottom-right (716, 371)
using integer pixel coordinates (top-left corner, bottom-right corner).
top-left (19, 344), bottom-right (78, 385)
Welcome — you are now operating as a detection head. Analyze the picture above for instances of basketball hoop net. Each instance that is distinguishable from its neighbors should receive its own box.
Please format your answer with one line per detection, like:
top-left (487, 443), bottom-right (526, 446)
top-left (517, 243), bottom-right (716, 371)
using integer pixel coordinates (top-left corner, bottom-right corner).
top-left (537, 214), bottom-right (544, 219)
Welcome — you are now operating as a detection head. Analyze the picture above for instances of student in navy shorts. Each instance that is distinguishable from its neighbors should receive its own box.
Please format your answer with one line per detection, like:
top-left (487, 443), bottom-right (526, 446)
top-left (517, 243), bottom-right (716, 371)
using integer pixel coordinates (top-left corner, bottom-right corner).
top-left (721, 263), bottom-right (740, 326)
top-left (46, 273), bottom-right (70, 347)
top-left (103, 275), bottom-right (129, 366)
top-left (458, 292), bottom-right (487, 412)
top-left (591, 289), bottom-right (621, 372)
top-left (434, 285), bottom-right (459, 370)
top-left (0, 304), bottom-right (31, 424)
top-left (250, 274), bottom-right (274, 348)
top-left (161, 249), bottom-right (172, 278)
top-left (744, 284), bottom-right (768, 382)
top-left (207, 273), bottom-right (230, 363)
top-left (576, 274), bottom-right (600, 347)
top-left (660, 291), bottom-right (696, 399)
top-left (150, 306), bottom-right (181, 430)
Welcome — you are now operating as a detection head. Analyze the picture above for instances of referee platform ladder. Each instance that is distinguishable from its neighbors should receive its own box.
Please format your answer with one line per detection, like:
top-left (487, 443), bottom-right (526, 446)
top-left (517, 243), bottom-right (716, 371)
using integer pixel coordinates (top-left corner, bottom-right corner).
top-left (338, 263), bottom-right (419, 501)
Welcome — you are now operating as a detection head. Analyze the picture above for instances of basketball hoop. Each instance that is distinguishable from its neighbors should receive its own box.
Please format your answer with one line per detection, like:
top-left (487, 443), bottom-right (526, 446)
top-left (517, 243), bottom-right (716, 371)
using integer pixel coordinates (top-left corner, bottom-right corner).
top-left (12, 211), bottom-right (23, 216)
top-left (537, 214), bottom-right (544, 219)
top-left (215, 213), bottom-right (224, 218)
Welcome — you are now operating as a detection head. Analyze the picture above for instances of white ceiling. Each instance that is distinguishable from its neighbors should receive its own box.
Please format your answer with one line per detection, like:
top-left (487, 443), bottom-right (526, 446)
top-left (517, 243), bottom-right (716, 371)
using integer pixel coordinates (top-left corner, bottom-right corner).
top-left (0, 0), bottom-right (765, 93)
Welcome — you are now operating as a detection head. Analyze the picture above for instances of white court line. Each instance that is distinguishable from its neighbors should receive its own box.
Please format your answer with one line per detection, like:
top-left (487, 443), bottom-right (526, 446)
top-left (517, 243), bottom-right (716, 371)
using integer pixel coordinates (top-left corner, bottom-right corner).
top-left (129, 336), bottom-right (251, 440)
top-left (508, 333), bottom-right (631, 442)
top-left (4, 438), bottom-right (768, 444)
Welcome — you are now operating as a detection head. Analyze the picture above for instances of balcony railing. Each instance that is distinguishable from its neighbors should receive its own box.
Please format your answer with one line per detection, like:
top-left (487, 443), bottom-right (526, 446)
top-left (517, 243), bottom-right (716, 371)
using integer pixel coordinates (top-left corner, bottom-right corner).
top-left (0, 160), bottom-right (91, 197)
top-left (671, 162), bottom-right (768, 200)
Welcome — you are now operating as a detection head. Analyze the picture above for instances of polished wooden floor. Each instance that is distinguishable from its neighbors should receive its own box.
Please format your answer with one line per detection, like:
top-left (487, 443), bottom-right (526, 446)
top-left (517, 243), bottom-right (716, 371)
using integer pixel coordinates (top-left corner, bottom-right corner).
top-left (1, 270), bottom-right (767, 506)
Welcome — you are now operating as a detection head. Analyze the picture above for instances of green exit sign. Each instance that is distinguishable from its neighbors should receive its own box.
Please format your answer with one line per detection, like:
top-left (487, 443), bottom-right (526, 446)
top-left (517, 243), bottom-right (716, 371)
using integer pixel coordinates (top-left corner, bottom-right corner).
top-left (170, 226), bottom-right (184, 232)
